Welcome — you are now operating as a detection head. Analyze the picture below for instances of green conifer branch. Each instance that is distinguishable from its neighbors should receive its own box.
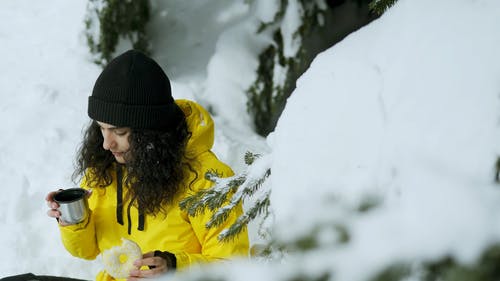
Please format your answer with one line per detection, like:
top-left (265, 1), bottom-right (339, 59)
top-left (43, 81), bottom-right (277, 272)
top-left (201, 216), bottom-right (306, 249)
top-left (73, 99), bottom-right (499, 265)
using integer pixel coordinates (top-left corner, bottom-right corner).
top-left (243, 168), bottom-right (271, 197)
top-left (85, 0), bottom-right (150, 66)
top-left (218, 193), bottom-right (271, 242)
top-left (178, 188), bottom-right (211, 217)
top-left (256, 0), bottom-right (287, 33)
top-left (206, 205), bottom-right (234, 229)
top-left (180, 152), bottom-right (272, 242)
top-left (369, 0), bottom-right (398, 15)
top-left (204, 167), bottom-right (270, 229)
top-left (179, 173), bottom-right (244, 217)
top-left (247, 0), bottom-right (327, 136)
top-left (244, 151), bottom-right (261, 165)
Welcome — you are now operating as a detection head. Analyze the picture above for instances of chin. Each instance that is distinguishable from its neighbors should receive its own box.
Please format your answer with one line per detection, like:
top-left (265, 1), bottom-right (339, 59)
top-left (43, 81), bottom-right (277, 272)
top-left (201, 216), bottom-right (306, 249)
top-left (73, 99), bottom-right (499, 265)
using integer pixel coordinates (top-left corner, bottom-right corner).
top-left (115, 157), bottom-right (126, 164)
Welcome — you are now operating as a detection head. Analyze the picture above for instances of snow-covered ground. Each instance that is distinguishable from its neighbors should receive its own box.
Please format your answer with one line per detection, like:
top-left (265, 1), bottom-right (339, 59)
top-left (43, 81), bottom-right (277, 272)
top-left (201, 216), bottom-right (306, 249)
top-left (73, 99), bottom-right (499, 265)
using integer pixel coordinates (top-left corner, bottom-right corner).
top-left (1, 0), bottom-right (500, 280)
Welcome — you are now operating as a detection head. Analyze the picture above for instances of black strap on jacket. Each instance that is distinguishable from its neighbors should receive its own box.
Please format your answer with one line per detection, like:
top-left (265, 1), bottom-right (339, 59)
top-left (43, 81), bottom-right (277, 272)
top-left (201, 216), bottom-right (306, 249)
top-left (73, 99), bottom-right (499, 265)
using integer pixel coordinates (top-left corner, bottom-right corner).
top-left (115, 165), bottom-right (145, 234)
top-left (116, 165), bottom-right (124, 226)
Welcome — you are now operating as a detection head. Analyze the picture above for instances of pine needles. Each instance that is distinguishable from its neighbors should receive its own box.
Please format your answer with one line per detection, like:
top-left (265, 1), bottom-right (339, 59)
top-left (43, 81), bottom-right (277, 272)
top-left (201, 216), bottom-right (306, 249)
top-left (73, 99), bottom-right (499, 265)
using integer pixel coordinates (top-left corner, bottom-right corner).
top-left (369, 0), bottom-right (398, 15)
top-left (179, 152), bottom-right (272, 242)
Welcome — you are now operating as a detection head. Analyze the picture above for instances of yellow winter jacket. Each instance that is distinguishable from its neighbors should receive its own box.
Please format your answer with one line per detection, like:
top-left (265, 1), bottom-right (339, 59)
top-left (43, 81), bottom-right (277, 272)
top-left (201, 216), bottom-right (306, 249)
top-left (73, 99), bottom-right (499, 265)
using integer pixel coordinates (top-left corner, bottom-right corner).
top-left (59, 100), bottom-right (249, 281)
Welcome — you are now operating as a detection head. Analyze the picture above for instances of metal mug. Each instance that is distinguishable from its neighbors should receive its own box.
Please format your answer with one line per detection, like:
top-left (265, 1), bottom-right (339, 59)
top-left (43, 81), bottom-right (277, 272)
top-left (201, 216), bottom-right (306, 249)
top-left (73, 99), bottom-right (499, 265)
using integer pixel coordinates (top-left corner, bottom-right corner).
top-left (53, 188), bottom-right (89, 225)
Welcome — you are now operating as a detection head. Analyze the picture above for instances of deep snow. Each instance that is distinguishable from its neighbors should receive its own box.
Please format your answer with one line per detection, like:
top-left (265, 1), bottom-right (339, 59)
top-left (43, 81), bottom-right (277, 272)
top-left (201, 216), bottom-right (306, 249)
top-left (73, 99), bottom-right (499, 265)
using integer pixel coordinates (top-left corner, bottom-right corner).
top-left (1, 0), bottom-right (500, 280)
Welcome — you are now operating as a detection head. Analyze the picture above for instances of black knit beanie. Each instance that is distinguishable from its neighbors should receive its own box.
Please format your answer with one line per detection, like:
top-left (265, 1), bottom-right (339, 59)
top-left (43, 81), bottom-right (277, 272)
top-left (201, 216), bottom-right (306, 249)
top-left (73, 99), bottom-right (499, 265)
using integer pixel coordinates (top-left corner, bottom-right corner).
top-left (88, 49), bottom-right (179, 130)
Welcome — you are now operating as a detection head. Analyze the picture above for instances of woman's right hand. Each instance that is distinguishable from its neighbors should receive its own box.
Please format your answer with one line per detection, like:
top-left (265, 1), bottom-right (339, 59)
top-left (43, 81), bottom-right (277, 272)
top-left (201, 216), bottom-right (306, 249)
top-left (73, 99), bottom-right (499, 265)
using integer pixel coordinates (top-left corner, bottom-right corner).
top-left (46, 189), bottom-right (92, 226)
top-left (45, 190), bottom-right (69, 226)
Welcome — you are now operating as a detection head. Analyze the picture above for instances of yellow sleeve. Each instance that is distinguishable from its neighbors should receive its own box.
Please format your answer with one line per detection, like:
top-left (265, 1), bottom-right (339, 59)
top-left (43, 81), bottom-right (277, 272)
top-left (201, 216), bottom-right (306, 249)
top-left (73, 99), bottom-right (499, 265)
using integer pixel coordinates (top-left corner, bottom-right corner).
top-left (59, 210), bottom-right (100, 260)
top-left (174, 201), bottom-right (249, 269)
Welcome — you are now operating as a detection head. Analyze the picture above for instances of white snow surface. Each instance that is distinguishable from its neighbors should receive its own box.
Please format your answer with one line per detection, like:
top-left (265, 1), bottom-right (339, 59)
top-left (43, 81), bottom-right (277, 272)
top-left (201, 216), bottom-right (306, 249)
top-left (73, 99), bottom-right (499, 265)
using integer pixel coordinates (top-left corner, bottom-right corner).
top-left (1, 0), bottom-right (500, 280)
top-left (271, 0), bottom-right (500, 279)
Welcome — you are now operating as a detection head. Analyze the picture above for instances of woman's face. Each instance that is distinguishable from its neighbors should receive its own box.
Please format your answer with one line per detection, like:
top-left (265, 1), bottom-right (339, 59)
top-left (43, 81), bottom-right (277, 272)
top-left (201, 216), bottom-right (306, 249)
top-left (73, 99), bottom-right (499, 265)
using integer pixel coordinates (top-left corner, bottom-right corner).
top-left (97, 121), bottom-right (131, 164)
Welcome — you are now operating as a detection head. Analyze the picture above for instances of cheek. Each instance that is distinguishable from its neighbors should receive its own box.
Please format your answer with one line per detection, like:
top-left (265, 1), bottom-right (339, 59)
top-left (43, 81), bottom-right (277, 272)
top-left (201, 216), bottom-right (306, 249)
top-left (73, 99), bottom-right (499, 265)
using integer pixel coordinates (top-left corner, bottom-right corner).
top-left (118, 137), bottom-right (131, 151)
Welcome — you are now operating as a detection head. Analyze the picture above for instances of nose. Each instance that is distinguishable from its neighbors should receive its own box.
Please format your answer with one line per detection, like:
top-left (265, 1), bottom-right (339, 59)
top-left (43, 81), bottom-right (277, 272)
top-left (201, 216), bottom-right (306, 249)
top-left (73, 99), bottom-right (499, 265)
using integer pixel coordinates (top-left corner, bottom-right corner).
top-left (102, 131), bottom-right (115, 150)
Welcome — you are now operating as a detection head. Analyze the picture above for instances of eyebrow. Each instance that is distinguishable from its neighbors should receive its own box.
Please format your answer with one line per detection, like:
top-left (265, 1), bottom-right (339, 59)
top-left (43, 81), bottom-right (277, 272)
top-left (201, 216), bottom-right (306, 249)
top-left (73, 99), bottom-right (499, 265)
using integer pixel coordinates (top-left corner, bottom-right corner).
top-left (98, 125), bottom-right (127, 131)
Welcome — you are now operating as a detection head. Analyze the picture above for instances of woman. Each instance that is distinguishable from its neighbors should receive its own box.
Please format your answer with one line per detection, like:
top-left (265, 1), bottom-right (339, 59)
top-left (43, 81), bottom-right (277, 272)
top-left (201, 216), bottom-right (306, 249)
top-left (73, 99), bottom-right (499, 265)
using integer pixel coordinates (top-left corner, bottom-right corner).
top-left (45, 50), bottom-right (249, 280)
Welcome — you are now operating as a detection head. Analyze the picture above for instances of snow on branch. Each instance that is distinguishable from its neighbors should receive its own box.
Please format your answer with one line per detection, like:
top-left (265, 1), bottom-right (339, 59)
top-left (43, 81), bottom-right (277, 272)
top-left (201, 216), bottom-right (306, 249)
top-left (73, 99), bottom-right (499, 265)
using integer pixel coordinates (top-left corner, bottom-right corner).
top-left (179, 151), bottom-right (272, 242)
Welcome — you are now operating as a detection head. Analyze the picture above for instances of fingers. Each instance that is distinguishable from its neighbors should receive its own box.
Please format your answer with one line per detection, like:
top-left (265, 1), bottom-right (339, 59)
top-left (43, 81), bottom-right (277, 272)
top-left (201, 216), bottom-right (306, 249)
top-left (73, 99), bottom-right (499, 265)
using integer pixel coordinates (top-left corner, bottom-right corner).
top-left (129, 255), bottom-right (168, 278)
top-left (46, 188), bottom-right (89, 226)
top-left (142, 251), bottom-right (154, 258)
top-left (46, 189), bottom-right (66, 223)
top-left (46, 199), bottom-right (59, 210)
top-left (46, 190), bottom-right (60, 218)
top-left (133, 256), bottom-right (167, 271)
top-left (46, 208), bottom-right (60, 219)
top-left (45, 191), bottom-right (59, 204)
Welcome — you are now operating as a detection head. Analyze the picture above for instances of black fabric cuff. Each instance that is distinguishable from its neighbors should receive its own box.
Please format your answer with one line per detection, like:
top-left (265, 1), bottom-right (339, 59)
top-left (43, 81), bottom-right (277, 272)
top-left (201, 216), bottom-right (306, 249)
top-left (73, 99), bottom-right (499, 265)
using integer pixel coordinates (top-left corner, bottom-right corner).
top-left (154, 250), bottom-right (177, 270)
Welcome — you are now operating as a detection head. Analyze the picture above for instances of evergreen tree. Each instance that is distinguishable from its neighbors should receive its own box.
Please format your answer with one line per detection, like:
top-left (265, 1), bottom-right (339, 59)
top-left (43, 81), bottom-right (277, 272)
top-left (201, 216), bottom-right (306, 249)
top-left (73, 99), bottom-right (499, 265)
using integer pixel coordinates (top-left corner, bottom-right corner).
top-left (83, 0), bottom-right (378, 135)
top-left (180, 0), bottom-right (395, 246)
top-left (85, 0), bottom-right (150, 65)
top-left (368, 0), bottom-right (398, 15)
top-left (246, 0), bottom-right (328, 136)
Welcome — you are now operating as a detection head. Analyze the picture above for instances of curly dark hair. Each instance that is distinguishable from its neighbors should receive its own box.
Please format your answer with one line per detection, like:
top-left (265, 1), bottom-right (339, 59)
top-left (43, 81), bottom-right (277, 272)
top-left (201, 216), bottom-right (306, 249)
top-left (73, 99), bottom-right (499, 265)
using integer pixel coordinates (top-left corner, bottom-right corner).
top-left (73, 107), bottom-right (193, 215)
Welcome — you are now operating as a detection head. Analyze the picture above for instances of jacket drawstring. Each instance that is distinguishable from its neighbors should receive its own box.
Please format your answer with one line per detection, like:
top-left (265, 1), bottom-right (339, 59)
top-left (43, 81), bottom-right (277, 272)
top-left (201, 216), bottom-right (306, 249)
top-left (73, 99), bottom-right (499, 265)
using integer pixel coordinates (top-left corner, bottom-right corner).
top-left (116, 165), bottom-right (124, 226)
top-left (138, 203), bottom-right (145, 231)
top-left (116, 165), bottom-right (145, 234)
top-left (126, 198), bottom-right (133, 235)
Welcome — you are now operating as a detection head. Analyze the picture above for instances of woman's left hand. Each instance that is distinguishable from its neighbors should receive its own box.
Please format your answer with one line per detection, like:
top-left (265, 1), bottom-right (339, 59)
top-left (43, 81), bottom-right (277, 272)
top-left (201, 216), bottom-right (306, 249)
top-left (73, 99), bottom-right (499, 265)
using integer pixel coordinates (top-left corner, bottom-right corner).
top-left (128, 251), bottom-right (168, 280)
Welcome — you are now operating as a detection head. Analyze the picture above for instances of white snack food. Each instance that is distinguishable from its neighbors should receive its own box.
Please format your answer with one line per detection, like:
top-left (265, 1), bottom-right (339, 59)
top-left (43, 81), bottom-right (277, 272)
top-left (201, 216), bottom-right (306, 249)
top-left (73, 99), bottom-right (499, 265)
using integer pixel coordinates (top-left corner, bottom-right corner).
top-left (102, 238), bottom-right (142, 279)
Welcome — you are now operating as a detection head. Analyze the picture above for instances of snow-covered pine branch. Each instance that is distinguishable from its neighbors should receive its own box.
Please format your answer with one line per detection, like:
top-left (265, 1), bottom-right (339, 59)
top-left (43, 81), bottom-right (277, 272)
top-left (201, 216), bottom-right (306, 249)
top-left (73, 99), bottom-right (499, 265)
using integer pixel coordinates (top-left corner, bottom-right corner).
top-left (179, 152), bottom-right (272, 242)
top-left (84, 0), bottom-right (150, 65)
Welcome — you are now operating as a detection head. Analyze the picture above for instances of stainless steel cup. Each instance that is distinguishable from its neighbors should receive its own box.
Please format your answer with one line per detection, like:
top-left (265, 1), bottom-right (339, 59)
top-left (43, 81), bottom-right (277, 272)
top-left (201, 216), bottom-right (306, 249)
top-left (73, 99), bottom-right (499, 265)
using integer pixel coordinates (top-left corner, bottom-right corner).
top-left (53, 188), bottom-right (88, 225)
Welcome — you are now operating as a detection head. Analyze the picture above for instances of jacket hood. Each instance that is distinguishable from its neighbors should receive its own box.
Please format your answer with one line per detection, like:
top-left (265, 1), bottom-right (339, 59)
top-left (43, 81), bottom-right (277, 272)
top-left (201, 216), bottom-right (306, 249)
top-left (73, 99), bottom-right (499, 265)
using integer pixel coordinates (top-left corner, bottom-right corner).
top-left (175, 99), bottom-right (214, 157)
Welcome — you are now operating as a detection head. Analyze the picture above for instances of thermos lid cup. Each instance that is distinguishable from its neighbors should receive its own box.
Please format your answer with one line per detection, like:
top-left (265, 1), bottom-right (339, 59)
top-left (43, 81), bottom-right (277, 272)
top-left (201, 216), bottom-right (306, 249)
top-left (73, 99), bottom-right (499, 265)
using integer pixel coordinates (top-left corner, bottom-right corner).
top-left (54, 188), bottom-right (88, 225)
